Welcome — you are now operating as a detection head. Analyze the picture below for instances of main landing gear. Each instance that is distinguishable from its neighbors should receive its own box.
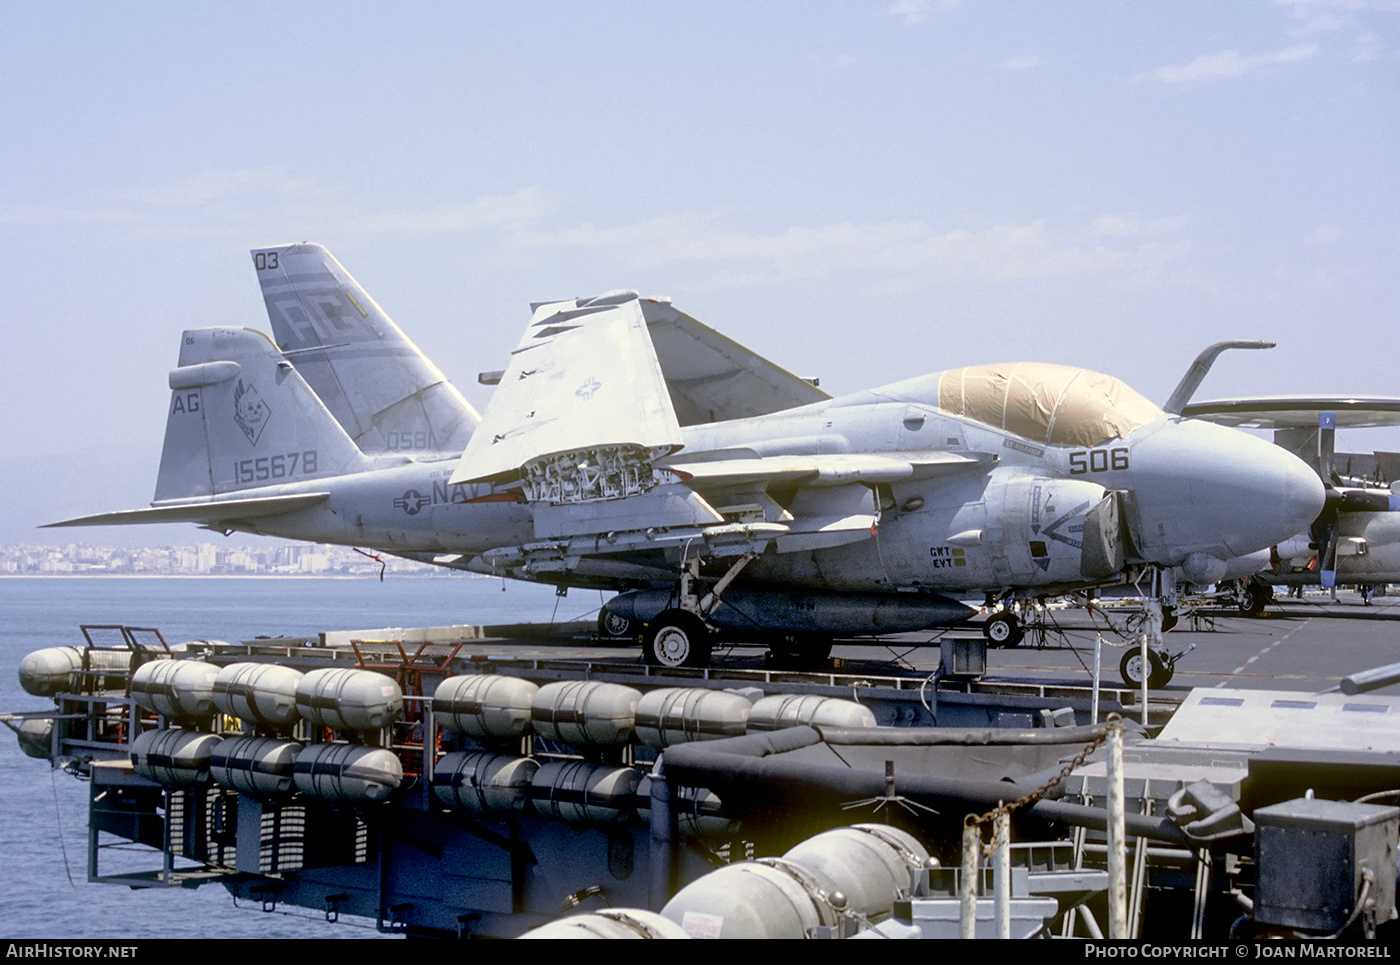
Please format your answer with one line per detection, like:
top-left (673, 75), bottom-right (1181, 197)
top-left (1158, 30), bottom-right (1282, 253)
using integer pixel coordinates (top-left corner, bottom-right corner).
top-left (639, 611), bottom-right (835, 671)
top-left (643, 609), bottom-right (712, 668)
top-left (639, 555), bottom-right (752, 670)
top-left (635, 555), bottom-right (840, 671)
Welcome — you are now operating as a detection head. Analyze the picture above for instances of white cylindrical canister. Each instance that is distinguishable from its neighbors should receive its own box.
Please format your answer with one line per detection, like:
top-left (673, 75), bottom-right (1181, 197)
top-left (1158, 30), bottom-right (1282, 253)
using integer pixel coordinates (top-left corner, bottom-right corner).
top-left (432, 675), bottom-right (539, 740)
top-left (292, 742), bottom-right (403, 803)
top-left (431, 751), bottom-right (538, 815)
top-left (131, 659), bottom-right (221, 722)
top-left (747, 694), bottom-right (876, 731)
top-left (130, 728), bottom-right (222, 787)
top-left (635, 687), bottom-right (751, 749)
top-left (660, 858), bottom-right (841, 939)
top-left (213, 663), bottom-right (304, 728)
top-left (18, 647), bottom-right (136, 697)
top-left (296, 668), bottom-right (403, 732)
top-left (530, 759), bottom-right (642, 826)
top-left (15, 718), bottom-right (53, 759)
top-left (781, 824), bottom-right (931, 921)
top-left (531, 680), bottom-right (641, 747)
top-left (210, 735), bottom-right (301, 797)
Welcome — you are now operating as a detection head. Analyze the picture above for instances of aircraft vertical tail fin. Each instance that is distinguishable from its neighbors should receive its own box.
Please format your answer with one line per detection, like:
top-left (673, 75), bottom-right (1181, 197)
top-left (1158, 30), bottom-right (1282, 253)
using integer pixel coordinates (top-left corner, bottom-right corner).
top-left (155, 328), bottom-right (374, 500)
top-left (250, 243), bottom-right (479, 456)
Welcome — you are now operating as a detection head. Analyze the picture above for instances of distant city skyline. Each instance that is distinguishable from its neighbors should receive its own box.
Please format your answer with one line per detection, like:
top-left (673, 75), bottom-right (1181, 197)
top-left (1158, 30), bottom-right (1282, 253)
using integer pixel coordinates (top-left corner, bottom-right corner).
top-left (1, 541), bottom-right (451, 577)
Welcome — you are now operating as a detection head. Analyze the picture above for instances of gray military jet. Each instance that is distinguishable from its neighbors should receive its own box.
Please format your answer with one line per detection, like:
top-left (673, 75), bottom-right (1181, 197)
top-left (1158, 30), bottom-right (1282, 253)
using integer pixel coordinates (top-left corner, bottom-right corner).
top-left (48, 244), bottom-right (1326, 670)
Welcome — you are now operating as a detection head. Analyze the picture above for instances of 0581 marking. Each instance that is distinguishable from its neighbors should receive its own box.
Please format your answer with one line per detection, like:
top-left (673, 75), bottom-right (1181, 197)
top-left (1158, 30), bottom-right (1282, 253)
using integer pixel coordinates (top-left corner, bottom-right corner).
top-left (385, 430), bottom-right (434, 450)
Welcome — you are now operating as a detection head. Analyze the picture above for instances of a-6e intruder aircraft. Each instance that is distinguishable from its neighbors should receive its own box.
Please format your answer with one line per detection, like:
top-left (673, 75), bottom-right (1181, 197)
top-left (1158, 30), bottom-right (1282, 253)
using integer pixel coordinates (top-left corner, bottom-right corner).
top-left (48, 244), bottom-right (1325, 673)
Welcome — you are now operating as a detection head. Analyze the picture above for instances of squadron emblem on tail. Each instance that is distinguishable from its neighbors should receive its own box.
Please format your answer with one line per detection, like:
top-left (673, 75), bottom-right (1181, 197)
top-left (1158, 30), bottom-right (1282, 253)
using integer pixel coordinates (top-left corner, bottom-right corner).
top-left (233, 379), bottom-right (271, 445)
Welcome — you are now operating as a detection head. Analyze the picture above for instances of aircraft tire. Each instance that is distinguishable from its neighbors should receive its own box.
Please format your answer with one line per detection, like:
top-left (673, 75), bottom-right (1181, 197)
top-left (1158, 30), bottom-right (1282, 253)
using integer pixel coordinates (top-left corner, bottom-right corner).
top-left (1120, 648), bottom-right (1172, 689)
top-left (597, 609), bottom-right (637, 640)
top-left (643, 611), bottom-right (712, 669)
top-left (1239, 583), bottom-right (1269, 617)
top-left (983, 612), bottom-right (1023, 648)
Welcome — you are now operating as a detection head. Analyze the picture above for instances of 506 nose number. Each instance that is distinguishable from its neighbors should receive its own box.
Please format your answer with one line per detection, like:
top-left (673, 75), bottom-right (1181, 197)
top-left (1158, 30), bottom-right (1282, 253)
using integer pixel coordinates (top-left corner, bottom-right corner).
top-left (1068, 448), bottom-right (1129, 474)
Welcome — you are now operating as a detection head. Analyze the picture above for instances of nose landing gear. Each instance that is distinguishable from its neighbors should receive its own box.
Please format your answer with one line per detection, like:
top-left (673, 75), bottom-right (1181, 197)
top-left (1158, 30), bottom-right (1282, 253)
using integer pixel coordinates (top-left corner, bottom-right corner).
top-left (1120, 647), bottom-right (1172, 689)
top-left (982, 611), bottom-right (1024, 648)
top-left (1119, 642), bottom-right (1197, 689)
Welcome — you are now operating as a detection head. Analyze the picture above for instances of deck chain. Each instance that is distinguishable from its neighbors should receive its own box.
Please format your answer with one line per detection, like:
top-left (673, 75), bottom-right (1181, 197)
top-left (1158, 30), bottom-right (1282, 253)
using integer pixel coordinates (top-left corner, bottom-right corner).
top-left (963, 714), bottom-right (1120, 854)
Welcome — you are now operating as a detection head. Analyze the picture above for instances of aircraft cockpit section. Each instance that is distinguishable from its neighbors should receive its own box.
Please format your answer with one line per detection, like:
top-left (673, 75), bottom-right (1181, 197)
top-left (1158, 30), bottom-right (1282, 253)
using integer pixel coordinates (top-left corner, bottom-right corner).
top-left (935, 363), bottom-right (1162, 449)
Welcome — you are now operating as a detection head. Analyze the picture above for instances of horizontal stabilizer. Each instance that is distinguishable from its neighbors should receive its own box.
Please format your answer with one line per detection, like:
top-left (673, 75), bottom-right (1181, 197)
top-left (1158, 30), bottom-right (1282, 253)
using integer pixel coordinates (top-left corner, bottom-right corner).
top-left (44, 493), bottom-right (330, 528)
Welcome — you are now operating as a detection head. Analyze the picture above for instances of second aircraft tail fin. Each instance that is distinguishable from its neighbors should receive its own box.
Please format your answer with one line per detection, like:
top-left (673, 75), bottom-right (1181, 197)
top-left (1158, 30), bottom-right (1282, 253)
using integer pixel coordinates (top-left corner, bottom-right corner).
top-left (251, 243), bottom-right (480, 457)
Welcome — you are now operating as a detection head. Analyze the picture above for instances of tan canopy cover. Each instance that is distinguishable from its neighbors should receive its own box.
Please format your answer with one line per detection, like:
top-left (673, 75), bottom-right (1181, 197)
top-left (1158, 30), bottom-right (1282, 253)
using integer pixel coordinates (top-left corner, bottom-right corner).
top-left (937, 363), bottom-right (1161, 448)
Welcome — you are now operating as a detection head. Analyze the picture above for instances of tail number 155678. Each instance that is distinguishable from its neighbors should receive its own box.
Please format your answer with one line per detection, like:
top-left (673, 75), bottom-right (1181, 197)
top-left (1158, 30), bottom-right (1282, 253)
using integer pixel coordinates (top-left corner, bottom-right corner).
top-left (234, 450), bottom-right (318, 484)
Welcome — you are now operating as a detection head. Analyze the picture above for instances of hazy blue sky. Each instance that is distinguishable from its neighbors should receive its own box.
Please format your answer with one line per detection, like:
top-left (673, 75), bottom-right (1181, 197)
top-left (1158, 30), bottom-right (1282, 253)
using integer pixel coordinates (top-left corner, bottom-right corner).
top-left (3, 1), bottom-right (1397, 546)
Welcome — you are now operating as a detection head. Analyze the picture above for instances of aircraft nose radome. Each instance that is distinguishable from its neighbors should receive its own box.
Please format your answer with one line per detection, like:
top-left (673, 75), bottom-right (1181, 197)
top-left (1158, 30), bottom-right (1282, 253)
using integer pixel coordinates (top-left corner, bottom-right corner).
top-left (1204, 426), bottom-right (1326, 558)
top-left (1129, 420), bottom-right (1325, 564)
top-left (1277, 447), bottom-right (1327, 542)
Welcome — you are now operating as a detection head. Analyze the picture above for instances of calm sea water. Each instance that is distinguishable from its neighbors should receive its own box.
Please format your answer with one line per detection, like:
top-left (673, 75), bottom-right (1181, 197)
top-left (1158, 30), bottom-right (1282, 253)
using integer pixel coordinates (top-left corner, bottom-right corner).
top-left (0, 575), bottom-right (590, 940)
